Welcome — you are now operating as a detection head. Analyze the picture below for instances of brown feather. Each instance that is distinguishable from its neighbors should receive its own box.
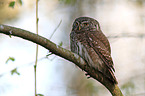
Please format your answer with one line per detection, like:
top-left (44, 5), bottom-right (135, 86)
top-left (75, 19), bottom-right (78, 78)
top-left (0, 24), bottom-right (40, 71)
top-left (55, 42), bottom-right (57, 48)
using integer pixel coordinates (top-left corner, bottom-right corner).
top-left (70, 17), bottom-right (118, 84)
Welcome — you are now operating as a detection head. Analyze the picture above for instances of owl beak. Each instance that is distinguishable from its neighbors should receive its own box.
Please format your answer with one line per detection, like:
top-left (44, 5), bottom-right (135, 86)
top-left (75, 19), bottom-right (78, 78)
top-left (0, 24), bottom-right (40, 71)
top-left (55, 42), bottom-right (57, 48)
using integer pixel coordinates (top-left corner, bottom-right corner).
top-left (78, 25), bottom-right (81, 30)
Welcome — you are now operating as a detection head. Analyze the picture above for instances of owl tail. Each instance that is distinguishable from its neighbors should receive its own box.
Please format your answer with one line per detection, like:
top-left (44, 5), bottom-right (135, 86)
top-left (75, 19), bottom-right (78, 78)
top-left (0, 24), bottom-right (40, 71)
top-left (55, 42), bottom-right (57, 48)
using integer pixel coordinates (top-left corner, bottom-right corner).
top-left (108, 70), bottom-right (118, 84)
top-left (100, 68), bottom-right (118, 84)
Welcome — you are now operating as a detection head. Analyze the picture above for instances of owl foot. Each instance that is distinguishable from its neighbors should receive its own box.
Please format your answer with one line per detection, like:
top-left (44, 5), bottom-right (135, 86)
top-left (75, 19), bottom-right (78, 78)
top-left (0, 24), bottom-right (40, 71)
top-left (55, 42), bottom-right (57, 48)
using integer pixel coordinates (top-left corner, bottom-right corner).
top-left (85, 73), bottom-right (91, 79)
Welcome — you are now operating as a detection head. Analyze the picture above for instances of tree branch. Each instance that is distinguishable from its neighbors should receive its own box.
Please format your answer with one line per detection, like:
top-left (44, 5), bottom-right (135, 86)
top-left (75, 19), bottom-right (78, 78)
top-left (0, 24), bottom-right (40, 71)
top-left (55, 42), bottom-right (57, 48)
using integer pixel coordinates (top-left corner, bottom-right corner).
top-left (0, 24), bottom-right (123, 96)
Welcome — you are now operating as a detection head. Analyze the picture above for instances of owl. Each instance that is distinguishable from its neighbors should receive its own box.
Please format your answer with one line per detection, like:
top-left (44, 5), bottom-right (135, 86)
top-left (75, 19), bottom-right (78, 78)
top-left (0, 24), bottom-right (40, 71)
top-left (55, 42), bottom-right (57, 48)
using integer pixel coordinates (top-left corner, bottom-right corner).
top-left (70, 17), bottom-right (118, 84)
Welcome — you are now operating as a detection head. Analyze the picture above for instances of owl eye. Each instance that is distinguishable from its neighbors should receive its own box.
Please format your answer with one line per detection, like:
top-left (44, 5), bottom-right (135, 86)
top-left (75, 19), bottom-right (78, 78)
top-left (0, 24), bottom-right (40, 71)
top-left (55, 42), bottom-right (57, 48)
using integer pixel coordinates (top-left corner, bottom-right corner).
top-left (75, 21), bottom-right (79, 26)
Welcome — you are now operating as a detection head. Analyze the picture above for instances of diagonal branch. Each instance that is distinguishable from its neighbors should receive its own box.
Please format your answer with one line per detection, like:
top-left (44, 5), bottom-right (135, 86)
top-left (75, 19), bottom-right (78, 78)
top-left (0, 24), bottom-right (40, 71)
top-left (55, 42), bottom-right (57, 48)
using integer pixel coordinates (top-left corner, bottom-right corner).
top-left (0, 24), bottom-right (123, 96)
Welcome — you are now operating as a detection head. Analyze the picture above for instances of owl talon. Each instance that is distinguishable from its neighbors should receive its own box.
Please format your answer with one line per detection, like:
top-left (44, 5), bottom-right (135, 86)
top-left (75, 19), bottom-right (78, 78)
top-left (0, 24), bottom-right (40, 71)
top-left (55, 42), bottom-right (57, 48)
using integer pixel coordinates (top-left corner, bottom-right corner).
top-left (85, 73), bottom-right (91, 79)
top-left (85, 73), bottom-right (88, 75)
top-left (87, 76), bottom-right (91, 79)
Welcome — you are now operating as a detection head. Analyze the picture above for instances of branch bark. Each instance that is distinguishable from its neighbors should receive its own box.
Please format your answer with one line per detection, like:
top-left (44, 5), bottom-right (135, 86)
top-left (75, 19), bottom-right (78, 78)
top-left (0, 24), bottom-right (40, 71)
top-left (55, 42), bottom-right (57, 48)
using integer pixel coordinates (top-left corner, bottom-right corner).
top-left (0, 24), bottom-right (124, 96)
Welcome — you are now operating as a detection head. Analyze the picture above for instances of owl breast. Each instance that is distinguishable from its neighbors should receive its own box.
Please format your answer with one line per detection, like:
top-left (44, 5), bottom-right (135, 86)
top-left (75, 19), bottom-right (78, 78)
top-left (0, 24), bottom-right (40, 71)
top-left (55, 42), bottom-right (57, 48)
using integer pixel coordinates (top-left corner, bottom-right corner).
top-left (70, 31), bottom-right (104, 71)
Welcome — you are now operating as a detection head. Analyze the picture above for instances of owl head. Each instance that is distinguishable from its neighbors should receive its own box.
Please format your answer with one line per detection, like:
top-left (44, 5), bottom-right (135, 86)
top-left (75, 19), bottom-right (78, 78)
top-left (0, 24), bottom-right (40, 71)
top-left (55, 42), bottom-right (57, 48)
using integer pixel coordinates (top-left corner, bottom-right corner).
top-left (72, 17), bottom-right (101, 32)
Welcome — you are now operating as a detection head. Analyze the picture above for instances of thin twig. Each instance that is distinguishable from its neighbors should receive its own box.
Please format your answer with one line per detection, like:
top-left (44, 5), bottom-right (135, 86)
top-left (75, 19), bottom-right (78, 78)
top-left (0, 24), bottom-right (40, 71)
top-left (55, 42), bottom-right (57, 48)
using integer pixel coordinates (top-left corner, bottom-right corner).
top-left (49, 20), bottom-right (62, 40)
top-left (34, 0), bottom-right (39, 96)
top-left (108, 33), bottom-right (145, 38)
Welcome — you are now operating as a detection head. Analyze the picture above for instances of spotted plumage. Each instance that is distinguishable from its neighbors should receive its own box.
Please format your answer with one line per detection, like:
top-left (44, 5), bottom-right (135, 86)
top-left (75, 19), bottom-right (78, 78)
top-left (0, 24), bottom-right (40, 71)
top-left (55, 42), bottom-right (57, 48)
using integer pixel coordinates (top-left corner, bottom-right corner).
top-left (70, 17), bottom-right (117, 84)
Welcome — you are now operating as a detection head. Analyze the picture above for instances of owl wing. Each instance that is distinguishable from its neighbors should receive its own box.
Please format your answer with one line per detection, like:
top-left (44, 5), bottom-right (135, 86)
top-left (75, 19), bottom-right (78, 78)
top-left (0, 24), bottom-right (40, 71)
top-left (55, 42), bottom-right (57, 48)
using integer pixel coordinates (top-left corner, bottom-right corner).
top-left (87, 32), bottom-right (115, 71)
top-left (85, 32), bottom-right (117, 83)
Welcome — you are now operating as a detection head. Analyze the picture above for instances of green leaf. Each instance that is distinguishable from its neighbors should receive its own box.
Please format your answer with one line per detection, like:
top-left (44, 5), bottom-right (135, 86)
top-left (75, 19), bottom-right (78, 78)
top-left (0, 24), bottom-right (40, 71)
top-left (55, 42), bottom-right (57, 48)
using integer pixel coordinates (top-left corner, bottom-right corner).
top-left (17, 0), bottom-right (23, 5)
top-left (11, 68), bottom-right (20, 75)
top-left (9, 1), bottom-right (15, 8)
top-left (6, 57), bottom-right (15, 64)
top-left (46, 53), bottom-right (52, 57)
top-left (37, 94), bottom-right (44, 96)
top-left (59, 42), bottom-right (63, 47)
top-left (34, 65), bottom-right (37, 68)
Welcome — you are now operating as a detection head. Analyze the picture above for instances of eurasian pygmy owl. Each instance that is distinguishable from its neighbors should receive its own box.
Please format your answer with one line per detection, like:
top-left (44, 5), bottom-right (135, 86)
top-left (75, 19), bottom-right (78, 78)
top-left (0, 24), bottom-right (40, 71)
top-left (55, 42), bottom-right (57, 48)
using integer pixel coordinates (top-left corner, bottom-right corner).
top-left (70, 17), bottom-right (117, 84)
